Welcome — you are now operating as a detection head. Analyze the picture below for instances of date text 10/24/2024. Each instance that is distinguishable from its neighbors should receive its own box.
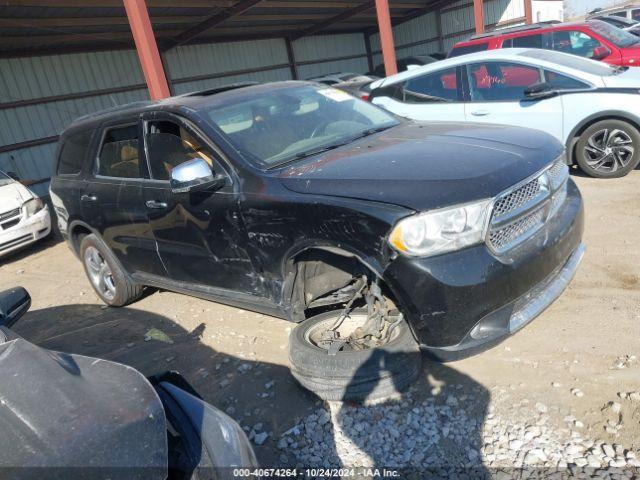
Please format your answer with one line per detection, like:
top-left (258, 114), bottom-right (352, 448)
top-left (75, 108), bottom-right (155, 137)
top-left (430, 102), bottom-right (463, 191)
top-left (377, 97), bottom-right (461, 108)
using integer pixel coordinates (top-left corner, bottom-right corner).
top-left (232, 468), bottom-right (401, 477)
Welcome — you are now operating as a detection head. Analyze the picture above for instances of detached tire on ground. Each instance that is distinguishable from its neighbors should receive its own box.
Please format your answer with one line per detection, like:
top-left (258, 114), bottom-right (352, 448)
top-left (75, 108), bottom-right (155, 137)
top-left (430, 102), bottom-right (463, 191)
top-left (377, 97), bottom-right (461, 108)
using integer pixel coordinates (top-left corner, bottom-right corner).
top-left (289, 309), bottom-right (421, 401)
top-left (575, 119), bottom-right (640, 178)
top-left (80, 234), bottom-right (143, 307)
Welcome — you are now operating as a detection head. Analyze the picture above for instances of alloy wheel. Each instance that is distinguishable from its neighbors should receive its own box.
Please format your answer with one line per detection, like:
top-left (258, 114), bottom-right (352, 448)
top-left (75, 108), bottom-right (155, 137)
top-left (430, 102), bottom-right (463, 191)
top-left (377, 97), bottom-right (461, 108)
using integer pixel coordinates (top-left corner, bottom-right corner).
top-left (584, 128), bottom-right (635, 174)
top-left (84, 246), bottom-right (116, 301)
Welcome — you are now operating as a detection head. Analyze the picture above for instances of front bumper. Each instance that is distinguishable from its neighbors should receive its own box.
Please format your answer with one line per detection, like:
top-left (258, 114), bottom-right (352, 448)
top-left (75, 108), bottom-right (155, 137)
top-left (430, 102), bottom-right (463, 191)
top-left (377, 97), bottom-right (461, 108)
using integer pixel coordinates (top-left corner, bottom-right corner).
top-left (0, 206), bottom-right (51, 257)
top-left (384, 179), bottom-right (584, 361)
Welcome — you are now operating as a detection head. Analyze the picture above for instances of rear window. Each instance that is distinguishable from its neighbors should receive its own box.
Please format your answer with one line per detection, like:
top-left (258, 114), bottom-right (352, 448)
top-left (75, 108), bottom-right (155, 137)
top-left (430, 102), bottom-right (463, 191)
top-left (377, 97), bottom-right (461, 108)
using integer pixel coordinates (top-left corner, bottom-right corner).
top-left (448, 43), bottom-right (489, 58)
top-left (57, 130), bottom-right (93, 175)
top-left (510, 33), bottom-right (545, 49)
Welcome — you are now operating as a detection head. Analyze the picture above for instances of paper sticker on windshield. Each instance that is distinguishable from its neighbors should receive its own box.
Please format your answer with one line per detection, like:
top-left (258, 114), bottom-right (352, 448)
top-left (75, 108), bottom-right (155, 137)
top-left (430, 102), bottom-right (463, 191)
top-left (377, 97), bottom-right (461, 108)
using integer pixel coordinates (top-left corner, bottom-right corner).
top-left (318, 88), bottom-right (352, 102)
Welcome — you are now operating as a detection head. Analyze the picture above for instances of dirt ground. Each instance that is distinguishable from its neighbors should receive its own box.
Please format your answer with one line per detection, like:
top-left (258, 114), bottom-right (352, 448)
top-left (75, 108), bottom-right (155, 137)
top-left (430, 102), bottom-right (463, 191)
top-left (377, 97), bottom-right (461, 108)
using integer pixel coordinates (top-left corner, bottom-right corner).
top-left (1, 168), bottom-right (639, 468)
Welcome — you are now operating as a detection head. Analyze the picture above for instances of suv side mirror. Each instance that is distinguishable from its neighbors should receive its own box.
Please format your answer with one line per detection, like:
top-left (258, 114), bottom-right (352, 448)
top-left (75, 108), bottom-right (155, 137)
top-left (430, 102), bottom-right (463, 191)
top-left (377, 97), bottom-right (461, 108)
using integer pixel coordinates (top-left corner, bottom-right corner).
top-left (0, 287), bottom-right (31, 329)
top-left (592, 45), bottom-right (612, 60)
top-left (170, 158), bottom-right (226, 194)
top-left (524, 82), bottom-right (559, 100)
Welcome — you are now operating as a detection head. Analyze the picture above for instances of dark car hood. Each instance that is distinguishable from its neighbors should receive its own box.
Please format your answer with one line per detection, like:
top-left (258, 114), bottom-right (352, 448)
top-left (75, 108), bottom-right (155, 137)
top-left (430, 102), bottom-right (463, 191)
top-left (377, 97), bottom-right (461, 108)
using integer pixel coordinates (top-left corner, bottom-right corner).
top-left (278, 122), bottom-right (563, 211)
top-left (0, 337), bottom-right (167, 478)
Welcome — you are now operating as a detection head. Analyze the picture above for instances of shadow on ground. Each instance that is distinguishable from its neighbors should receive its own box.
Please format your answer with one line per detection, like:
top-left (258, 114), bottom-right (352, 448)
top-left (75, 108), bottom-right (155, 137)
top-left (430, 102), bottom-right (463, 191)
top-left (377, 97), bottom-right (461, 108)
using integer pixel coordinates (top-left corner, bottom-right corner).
top-left (15, 303), bottom-right (490, 473)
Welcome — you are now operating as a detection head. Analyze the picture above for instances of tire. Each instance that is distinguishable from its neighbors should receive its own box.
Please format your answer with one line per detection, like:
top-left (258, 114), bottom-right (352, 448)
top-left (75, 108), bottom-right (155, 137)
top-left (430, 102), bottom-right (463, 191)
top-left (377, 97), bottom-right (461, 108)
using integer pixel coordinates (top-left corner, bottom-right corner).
top-left (575, 119), bottom-right (640, 178)
top-left (289, 309), bottom-right (421, 401)
top-left (79, 234), bottom-right (143, 307)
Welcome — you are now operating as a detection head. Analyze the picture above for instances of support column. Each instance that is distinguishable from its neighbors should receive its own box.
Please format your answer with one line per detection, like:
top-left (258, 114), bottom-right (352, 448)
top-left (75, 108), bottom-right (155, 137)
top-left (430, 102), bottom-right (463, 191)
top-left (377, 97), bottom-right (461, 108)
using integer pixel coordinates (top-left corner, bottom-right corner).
top-left (435, 9), bottom-right (444, 53)
top-left (524, 0), bottom-right (533, 24)
top-left (364, 33), bottom-right (374, 73)
top-left (374, 0), bottom-right (397, 76)
top-left (123, 0), bottom-right (171, 100)
top-left (285, 37), bottom-right (298, 80)
top-left (473, 0), bottom-right (485, 34)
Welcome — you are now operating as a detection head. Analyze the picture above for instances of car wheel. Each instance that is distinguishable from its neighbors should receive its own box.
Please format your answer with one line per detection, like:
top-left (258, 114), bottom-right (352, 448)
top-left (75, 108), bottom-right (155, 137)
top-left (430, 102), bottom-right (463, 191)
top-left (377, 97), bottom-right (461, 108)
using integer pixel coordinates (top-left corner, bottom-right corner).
top-left (80, 234), bottom-right (143, 307)
top-left (576, 119), bottom-right (640, 178)
top-left (288, 308), bottom-right (421, 401)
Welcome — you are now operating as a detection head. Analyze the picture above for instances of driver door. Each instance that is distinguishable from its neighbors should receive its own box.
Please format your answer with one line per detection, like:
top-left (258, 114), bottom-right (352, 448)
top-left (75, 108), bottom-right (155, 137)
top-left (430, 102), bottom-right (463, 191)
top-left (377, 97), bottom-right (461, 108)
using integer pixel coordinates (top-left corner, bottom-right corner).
top-left (139, 112), bottom-right (258, 295)
top-left (463, 61), bottom-right (564, 142)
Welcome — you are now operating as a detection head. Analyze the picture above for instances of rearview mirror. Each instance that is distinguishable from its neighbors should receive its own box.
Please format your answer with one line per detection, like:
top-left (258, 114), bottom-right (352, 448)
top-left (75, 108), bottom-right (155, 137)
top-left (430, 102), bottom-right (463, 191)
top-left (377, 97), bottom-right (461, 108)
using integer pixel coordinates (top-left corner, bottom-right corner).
top-left (0, 287), bottom-right (31, 329)
top-left (170, 158), bottom-right (226, 194)
top-left (524, 82), bottom-right (558, 100)
top-left (592, 45), bottom-right (612, 60)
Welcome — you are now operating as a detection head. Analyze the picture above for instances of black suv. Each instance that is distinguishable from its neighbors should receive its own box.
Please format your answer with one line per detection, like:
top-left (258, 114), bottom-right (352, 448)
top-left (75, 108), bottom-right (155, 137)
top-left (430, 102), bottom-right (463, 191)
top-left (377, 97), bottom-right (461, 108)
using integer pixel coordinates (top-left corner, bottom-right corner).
top-left (51, 82), bottom-right (584, 400)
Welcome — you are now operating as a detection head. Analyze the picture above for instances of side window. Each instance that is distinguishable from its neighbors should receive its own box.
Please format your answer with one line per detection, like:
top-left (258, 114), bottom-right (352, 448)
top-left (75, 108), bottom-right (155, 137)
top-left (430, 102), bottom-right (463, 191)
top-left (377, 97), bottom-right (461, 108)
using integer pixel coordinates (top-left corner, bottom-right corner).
top-left (403, 67), bottom-right (459, 103)
top-left (96, 125), bottom-right (140, 178)
top-left (145, 120), bottom-right (217, 181)
top-left (544, 70), bottom-right (590, 90)
top-left (468, 62), bottom-right (543, 102)
top-left (552, 30), bottom-right (603, 59)
top-left (448, 43), bottom-right (488, 58)
top-left (57, 129), bottom-right (93, 175)
top-left (633, 9), bottom-right (640, 21)
top-left (511, 33), bottom-right (544, 49)
top-left (611, 11), bottom-right (627, 17)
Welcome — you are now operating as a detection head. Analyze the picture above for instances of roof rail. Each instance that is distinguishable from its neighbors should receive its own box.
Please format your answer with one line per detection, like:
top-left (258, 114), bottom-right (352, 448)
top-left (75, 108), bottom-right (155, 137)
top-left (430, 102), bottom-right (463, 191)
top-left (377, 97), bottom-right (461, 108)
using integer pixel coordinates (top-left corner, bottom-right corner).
top-left (470, 20), bottom-right (562, 40)
top-left (183, 82), bottom-right (259, 97)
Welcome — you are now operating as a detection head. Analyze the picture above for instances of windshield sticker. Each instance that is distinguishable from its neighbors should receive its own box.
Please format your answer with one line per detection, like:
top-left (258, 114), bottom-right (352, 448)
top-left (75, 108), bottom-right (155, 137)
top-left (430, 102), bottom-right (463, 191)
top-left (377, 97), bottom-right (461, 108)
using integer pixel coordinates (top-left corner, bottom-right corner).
top-left (318, 88), bottom-right (352, 102)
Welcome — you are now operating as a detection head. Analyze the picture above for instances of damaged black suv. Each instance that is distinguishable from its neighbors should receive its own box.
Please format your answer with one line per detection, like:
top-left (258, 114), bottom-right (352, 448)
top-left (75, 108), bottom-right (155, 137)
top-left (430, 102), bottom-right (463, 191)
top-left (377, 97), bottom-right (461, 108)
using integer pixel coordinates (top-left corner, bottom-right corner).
top-left (51, 82), bottom-right (584, 400)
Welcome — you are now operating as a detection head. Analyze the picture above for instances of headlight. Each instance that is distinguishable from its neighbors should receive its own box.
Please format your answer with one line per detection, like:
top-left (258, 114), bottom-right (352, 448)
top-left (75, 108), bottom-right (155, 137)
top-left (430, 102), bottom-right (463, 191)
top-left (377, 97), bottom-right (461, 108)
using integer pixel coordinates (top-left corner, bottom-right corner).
top-left (22, 198), bottom-right (44, 218)
top-left (389, 199), bottom-right (492, 257)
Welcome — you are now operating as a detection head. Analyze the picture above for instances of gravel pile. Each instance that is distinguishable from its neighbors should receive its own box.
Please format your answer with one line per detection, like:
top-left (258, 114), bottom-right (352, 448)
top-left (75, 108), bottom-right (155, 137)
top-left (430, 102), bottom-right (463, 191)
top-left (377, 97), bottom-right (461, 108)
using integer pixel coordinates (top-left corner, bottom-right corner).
top-left (277, 386), bottom-right (639, 473)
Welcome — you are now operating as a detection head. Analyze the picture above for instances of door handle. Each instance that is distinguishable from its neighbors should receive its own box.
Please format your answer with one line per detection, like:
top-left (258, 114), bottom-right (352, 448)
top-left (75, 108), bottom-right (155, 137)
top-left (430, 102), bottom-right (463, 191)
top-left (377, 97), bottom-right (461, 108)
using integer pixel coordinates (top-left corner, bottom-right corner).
top-left (80, 194), bottom-right (97, 202)
top-left (471, 110), bottom-right (491, 116)
top-left (145, 200), bottom-right (168, 209)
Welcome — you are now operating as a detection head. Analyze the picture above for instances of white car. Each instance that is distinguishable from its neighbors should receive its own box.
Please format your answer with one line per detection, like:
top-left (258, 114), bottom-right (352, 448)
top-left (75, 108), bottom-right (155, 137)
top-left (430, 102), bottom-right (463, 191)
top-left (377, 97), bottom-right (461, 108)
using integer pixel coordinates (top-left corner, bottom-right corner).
top-left (308, 72), bottom-right (372, 86)
top-left (370, 48), bottom-right (640, 178)
top-left (0, 171), bottom-right (51, 257)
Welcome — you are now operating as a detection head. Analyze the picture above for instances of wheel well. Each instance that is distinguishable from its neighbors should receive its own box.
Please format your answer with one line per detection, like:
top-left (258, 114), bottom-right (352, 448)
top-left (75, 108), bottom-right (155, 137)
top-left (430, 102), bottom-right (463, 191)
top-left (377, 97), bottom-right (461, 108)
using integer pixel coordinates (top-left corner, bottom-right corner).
top-left (69, 224), bottom-right (92, 255)
top-left (286, 248), bottom-right (389, 321)
top-left (570, 115), bottom-right (640, 163)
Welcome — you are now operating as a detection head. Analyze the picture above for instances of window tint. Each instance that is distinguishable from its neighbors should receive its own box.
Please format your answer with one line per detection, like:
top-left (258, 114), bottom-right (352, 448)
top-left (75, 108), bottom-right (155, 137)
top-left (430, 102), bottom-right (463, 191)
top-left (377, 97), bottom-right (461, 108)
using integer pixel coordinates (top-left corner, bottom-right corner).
top-left (468, 62), bottom-right (542, 102)
top-left (634, 9), bottom-right (640, 21)
top-left (611, 11), bottom-right (627, 17)
top-left (448, 43), bottom-right (489, 58)
top-left (145, 120), bottom-right (217, 181)
top-left (57, 130), bottom-right (93, 175)
top-left (552, 30), bottom-right (603, 59)
top-left (403, 67), bottom-right (458, 103)
top-left (97, 125), bottom-right (140, 178)
top-left (544, 70), bottom-right (590, 90)
top-left (512, 33), bottom-right (544, 48)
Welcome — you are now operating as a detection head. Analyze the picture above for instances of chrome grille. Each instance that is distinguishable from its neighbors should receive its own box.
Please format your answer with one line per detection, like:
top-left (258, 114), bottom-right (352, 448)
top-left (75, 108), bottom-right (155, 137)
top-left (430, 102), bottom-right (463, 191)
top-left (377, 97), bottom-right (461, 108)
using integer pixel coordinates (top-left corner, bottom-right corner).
top-left (492, 178), bottom-right (541, 218)
top-left (487, 157), bottom-right (569, 254)
top-left (489, 208), bottom-right (545, 251)
top-left (0, 208), bottom-right (20, 222)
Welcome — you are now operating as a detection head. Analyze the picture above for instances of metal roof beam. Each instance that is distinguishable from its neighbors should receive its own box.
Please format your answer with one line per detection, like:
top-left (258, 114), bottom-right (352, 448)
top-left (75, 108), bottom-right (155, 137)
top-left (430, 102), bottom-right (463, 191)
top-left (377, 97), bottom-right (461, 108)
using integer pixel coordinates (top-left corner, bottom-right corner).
top-left (163, 0), bottom-right (266, 50)
top-left (291, 0), bottom-right (374, 39)
top-left (1, 0), bottom-right (235, 7)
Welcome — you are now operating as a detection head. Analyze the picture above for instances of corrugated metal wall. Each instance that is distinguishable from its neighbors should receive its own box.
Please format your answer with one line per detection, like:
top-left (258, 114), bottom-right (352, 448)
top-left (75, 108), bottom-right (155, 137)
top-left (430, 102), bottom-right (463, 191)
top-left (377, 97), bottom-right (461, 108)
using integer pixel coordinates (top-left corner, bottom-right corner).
top-left (0, 0), bottom-right (525, 197)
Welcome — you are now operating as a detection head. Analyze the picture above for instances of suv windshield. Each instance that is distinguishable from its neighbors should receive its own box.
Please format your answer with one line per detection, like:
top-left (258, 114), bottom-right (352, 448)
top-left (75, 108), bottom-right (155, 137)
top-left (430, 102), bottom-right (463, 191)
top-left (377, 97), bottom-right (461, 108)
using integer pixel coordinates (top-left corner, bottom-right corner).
top-left (0, 171), bottom-right (14, 187)
top-left (521, 49), bottom-right (619, 76)
top-left (589, 20), bottom-right (640, 47)
top-left (204, 85), bottom-right (399, 168)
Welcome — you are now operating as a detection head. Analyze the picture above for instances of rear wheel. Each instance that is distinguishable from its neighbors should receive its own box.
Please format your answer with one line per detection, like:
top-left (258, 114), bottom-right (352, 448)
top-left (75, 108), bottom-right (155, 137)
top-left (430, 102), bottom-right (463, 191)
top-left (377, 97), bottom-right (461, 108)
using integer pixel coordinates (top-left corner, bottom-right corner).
top-left (80, 234), bottom-right (143, 307)
top-left (289, 308), bottom-right (421, 401)
top-left (576, 119), bottom-right (640, 178)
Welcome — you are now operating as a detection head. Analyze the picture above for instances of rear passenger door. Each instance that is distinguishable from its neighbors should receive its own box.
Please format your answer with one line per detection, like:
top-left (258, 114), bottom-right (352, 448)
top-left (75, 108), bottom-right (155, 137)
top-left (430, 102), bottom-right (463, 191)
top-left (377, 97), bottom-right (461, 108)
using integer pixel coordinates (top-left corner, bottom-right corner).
top-left (372, 66), bottom-right (465, 122)
top-left (83, 119), bottom-right (165, 276)
top-left (462, 61), bottom-right (564, 141)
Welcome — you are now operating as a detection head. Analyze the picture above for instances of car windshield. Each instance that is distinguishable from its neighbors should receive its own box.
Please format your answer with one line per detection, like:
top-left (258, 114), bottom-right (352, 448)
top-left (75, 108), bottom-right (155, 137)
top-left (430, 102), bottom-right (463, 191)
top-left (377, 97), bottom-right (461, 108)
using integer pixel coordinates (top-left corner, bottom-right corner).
top-left (203, 85), bottom-right (399, 169)
top-left (520, 49), bottom-right (620, 76)
top-left (0, 171), bottom-right (14, 187)
top-left (589, 20), bottom-right (640, 47)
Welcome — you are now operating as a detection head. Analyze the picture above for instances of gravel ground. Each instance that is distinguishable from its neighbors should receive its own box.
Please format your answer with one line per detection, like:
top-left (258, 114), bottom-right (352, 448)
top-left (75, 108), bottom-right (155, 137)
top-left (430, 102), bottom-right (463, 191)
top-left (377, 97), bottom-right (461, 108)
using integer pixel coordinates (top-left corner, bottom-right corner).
top-left (1, 170), bottom-right (639, 474)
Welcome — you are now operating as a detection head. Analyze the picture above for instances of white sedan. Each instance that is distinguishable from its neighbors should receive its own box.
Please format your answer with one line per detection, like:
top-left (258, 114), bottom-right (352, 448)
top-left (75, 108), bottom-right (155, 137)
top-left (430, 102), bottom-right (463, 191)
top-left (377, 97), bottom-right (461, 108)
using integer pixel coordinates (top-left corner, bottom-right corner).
top-left (370, 48), bottom-right (640, 178)
top-left (0, 171), bottom-right (51, 257)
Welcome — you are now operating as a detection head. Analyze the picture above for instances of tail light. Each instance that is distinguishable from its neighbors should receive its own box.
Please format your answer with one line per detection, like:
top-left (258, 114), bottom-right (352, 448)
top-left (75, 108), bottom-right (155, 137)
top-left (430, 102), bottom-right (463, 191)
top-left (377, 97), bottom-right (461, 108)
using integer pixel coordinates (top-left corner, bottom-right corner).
top-left (360, 94), bottom-right (370, 101)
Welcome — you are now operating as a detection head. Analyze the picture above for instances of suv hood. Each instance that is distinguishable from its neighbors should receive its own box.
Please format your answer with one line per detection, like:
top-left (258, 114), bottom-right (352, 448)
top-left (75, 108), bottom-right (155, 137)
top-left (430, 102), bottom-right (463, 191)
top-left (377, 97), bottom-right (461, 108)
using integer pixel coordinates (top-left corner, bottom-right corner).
top-left (278, 122), bottom-right (563, 211)
top-left (0, 181), bottom-right (33, 212)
